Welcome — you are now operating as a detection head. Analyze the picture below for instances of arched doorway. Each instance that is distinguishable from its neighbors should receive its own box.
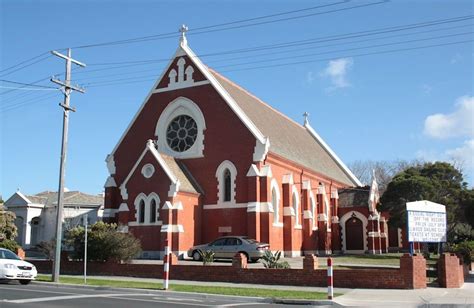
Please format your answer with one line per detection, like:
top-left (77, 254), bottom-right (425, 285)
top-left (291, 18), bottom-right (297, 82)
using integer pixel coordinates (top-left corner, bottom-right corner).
top-left (30, 217), bottom-right (41, 246)
top-left (345, 216), bottom-right (364, 251)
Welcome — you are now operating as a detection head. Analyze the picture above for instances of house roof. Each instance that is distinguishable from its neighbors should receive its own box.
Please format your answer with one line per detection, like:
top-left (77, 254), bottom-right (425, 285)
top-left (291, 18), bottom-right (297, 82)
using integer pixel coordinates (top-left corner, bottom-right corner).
top-left (338, 186), bottom-right (370, 208)
top-left (209, 69), bottom-right (357, 186)
top-left (26, 191), bottom-right (103, 208)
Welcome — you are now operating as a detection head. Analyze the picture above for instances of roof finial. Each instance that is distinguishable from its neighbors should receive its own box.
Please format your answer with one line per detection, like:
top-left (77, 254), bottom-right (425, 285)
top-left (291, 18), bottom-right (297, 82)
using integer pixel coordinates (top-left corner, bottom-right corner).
top-left (303, 112), bottom-right (310, 126)
top-left (179, 24), bottom-right (188, 45)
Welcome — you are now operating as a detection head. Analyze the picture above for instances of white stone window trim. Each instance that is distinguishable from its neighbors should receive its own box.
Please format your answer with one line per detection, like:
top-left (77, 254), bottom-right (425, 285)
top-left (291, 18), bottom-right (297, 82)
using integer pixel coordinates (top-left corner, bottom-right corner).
top-left (292, 186), bottom-right (300, 228)
top-left (141, 163), bottom-right (155, 179)
top-left (133, 192), bottom-right (162, 225)
top-left (339, 211), bottom-right (368, 253)
top-left (215, 160), bottom-right (237, 205)
top-left (155, 97), bottom-right (206, 159)
top-left (270, 178), bottom-right (281, 224)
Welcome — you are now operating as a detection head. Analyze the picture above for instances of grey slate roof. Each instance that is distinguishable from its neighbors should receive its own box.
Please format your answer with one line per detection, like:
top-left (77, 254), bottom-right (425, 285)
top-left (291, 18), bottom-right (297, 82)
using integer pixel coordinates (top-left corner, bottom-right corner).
top-left (338, 186), bottom-right (370, 208)
top-left (209, 69), bottom-right (355, 186)
top-left (26, 191), bottom-right (103, 208)
top-left (161, 154), bottom-right (199, 195)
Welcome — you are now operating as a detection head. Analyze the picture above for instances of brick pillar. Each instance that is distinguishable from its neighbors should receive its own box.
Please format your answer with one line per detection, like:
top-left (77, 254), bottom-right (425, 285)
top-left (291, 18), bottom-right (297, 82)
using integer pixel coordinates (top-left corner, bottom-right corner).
top-left (330, 191), bottom-right (340, 252)
top-left (246, 165), bottom-right (261, 241)
top-left (438, 253), bottom-right (464, 288)
top-left (380, 219), bottom-right (388, 253)
top-left (400, 253), bottom-right (427, 289)
top-left (303, 254), bottom-right (319, 270)
top-left (259, 175), bottom-right (271, 245)
top-left (232, 253), bottom-right (248, 269)
top-left (301, 181), bottom-right (312, 253)
top-left (316, 187), bottom-right (328, 255)
top-left (104, 186), bottom-right (119, 223)
top-left (282, 177), bottom-right (294, 257)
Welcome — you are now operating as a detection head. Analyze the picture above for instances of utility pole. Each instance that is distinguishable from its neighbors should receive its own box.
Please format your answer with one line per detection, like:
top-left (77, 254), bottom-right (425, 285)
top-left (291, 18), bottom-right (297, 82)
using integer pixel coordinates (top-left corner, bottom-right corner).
top-left (50, 49), bottom-right (86, 283)
top-left (83, 213), bottom-right (88, 284)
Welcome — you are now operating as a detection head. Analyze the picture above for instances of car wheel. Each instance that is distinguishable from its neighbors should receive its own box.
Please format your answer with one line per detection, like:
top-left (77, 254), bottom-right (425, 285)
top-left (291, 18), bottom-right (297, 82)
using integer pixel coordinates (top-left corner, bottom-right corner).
top-left (19, 280), bottom-right (31, 285)
top-left (192, 250), bottom-right (201, 261)
top-left (250, 258), bottom-right (259, 263)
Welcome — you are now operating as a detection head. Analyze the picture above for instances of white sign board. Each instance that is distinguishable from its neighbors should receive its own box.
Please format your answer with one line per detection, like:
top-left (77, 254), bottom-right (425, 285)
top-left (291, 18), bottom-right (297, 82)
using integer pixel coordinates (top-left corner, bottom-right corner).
top-left (406, 200), bottom-right (447, 243)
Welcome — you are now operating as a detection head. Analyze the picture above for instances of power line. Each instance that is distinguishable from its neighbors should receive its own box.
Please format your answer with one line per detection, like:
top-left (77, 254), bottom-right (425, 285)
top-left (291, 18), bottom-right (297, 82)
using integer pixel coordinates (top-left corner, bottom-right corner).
top-left (73, 23), bottom-right (473, 82)
top-left (213, 31), bottom-right (474, 69)
top-left (0, 52), bottom-right (50, 74)
top-left (0, 79), bottom-right (57, 89)
top-left (220, 39), bottom-right (473, 73)
top-left (85, 14), bottom-right (473, 68)
top-left (78, 31), bottom-right (473, 85)
top-left (0, 54), bottom-right (52, 78)
top-left (69, 0), bottom-right (386, 49)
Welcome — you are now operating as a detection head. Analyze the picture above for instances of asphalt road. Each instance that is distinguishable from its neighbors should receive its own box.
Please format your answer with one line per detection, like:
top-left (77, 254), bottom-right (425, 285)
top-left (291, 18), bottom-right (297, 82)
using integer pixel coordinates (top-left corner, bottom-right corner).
top-left (0, 281), bottom-right (325, 308)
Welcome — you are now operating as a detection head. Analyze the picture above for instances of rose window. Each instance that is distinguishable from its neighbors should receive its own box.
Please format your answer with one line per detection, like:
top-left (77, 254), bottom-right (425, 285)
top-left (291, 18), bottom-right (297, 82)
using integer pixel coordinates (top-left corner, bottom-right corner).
top-left (166, 115), bottom-right (197, 152)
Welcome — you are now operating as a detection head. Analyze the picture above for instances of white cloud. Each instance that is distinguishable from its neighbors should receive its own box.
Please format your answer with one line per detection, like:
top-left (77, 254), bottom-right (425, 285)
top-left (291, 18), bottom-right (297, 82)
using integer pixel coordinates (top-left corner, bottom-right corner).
top-left (423, 95), bottom-right (474, 139)
top-left (446, 139), bottom-right (474, 172)
top-left (320, 57), bottom-right (353, 89)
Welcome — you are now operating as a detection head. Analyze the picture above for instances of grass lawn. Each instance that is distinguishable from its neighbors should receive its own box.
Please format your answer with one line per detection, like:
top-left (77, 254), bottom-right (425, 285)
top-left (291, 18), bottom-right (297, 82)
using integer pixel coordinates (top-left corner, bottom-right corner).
top-left (36, 274), bottom-right (335, 300)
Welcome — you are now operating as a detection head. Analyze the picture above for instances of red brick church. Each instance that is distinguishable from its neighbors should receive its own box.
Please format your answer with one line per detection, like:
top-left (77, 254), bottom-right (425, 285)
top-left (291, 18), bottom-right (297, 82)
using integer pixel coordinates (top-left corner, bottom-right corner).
top-left (103, 28), bottom-right (398, 259)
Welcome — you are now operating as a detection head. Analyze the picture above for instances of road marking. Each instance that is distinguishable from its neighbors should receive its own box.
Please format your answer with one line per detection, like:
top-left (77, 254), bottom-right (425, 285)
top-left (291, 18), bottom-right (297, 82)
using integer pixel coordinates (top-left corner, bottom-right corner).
top-left (161, 297), bottom-right (204, 302)
top-left (5, 293), bottom-right (156, 304)
top-left (108, 295), bottom-right (211, 306)
top-left (0, 286), bottom-right (78, 296)
top-left (216, 303), bottom-right (267, 307)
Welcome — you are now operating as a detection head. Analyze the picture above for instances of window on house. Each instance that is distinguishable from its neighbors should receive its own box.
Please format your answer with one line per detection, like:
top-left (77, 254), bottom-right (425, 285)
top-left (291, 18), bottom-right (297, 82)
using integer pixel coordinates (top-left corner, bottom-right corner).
top-left (150, 199), bottom-right (156, 223)
top-left (223, 169), bottom-right (231, 202)
top-left (139, 200), bottom-right (145, 223)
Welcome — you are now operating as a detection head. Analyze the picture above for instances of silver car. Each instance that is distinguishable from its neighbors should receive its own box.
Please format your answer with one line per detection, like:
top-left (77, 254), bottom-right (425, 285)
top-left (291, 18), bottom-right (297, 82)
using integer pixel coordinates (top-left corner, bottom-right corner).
top-left (187, 236), bottom-right (269, 262)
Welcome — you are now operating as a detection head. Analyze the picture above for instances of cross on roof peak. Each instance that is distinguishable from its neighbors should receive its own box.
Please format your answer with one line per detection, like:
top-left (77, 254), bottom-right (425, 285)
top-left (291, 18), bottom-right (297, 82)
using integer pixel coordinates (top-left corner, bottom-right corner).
top-left (303, 112), bottom-right (310, 125)
top-left (179, 24), bottom-right (188, 44)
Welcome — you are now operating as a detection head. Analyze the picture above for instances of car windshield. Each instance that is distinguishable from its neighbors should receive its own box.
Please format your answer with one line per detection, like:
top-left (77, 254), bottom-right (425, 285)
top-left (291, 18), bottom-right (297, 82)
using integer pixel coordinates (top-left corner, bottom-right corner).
top-left (0, 249), bottom-right (20, 260)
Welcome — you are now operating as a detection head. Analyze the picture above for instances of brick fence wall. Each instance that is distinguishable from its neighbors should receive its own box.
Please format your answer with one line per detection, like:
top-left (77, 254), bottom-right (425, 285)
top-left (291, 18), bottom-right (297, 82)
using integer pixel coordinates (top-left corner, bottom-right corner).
top-left (32, 253), bottom-right (434, 289)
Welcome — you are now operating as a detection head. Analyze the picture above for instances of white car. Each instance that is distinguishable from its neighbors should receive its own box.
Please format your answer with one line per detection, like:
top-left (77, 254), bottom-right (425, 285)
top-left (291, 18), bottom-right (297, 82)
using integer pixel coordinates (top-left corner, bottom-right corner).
top-left (0, 248), bottom-right (37, 285)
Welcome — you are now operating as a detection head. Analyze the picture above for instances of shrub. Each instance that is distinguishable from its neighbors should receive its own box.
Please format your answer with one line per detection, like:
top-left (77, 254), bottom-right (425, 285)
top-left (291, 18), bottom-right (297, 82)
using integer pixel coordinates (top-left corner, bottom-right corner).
top-left (261, 250), bottom-right (290, 269)
top-left (36, 240), bottom-right (56, 260)
top-left (199, 249), bottom-right (215, 266)
top-left (0, 239), bottom-right (20, 252)
top-left (65, 221), bottom-right (142, 262)
top-left (449, 240), bottom-right (474, 265)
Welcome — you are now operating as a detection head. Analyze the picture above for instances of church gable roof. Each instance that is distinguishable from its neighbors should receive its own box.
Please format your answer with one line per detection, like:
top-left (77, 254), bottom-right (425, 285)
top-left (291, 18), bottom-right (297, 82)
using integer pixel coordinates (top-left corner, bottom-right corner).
top-left (210, 70), bottom-right (359, 186)
top-left (108, 34), bottom-right (360, 187)
top-left (120, 140), bottom-right (198, 198)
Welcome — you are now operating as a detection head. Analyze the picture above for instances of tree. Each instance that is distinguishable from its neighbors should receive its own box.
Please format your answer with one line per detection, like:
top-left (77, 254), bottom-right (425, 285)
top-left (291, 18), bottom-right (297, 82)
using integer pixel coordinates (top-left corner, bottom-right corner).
top-left (348, 159), bottom-right (423, 194)
top-left (65, 221), bottom-right (142, 262)
top-left (0, 204), bottom-right (18, 242)
top-left (380, 162), bottom-right (474, 241)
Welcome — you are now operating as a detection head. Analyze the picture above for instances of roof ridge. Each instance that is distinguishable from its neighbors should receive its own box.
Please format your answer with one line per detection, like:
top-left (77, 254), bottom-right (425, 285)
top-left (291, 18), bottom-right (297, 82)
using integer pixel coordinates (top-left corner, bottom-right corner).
top-left (208, 67), bottom-right (307, 131)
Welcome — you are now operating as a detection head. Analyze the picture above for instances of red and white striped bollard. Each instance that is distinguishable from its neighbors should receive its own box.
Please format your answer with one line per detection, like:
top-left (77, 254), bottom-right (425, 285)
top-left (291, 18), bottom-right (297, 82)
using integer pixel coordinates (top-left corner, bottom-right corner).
top-left (163, 239), bottom-right (170, 290)
top-left (327, 257), bottom-right (333, 300)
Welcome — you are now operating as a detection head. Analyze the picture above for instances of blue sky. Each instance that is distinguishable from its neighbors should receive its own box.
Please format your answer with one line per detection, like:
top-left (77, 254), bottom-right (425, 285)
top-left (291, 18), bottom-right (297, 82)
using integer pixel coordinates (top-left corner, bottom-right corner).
top-left (1, 0), bottom-right (473, 199)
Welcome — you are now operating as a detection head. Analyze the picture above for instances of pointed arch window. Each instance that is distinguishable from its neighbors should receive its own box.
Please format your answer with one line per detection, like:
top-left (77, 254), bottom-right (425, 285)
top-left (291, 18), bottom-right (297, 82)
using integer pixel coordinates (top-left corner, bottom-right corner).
top-left (215, 160), bottom-right (237, 204)
top-left (139, 200), bottom-right (145, 223)
top-left (223, 169), bottom-right (231, 202)
top-left (133, 193), bottom-right (161, 226)
top-left (150, 199), bottom-right (157, 223)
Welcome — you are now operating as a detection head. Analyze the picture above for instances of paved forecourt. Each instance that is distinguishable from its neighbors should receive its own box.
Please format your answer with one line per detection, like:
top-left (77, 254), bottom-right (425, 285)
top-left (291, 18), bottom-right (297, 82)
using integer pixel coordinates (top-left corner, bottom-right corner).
top-left (0, 281), bottom-right (326, 308)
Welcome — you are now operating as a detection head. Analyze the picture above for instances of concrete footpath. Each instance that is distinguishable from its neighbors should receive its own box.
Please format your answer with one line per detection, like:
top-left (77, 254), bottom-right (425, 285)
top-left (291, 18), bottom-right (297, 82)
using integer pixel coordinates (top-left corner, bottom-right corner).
top-left (41, 272), bottom-right (474, 307)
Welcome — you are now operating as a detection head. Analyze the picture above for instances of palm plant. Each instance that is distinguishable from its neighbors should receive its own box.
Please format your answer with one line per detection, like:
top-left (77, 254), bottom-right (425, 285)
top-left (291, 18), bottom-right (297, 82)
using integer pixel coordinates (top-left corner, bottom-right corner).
top-left (199, 249), bottom-right (215, 266)
top-left (261, 250), bottom-right (290, 269)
